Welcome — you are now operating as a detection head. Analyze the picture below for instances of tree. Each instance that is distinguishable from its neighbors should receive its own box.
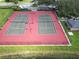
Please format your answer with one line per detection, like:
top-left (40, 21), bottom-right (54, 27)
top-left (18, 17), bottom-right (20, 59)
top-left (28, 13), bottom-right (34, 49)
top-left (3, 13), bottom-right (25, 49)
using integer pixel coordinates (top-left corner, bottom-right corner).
top-left (56, 0), bottom-right (79, 17)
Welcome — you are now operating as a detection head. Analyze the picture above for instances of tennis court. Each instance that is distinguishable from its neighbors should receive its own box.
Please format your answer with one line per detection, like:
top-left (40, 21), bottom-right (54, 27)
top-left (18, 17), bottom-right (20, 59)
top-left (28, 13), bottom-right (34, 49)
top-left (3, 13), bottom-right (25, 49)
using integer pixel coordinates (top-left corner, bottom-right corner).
top-left (0, 11), bottom-right (70, 46)
top-left (6, 14), bottom-right (28, 35)
top-left (38, 14), bottom-right (56, 34)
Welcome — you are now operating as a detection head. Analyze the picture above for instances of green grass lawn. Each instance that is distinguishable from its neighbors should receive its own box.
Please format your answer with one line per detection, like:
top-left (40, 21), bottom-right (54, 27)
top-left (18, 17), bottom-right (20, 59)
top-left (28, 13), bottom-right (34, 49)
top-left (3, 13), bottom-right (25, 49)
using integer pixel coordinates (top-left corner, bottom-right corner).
top-left (0, 9), bottom-right (13, 28)
top-left (0, 11), bottom-right (79, 56)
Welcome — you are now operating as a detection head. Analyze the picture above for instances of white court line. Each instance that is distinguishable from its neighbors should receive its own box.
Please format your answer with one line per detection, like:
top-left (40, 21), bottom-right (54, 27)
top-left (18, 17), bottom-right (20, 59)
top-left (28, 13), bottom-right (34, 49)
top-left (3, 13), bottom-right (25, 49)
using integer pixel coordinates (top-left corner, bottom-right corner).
top-left (58, 21), bottom-right (71, 46)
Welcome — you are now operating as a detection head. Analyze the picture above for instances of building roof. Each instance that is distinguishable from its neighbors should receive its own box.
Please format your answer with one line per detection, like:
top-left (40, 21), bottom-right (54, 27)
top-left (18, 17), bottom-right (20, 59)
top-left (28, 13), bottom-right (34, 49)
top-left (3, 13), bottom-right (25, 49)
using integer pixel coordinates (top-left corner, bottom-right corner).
top-left (68, 20), bottom-right (79, 28)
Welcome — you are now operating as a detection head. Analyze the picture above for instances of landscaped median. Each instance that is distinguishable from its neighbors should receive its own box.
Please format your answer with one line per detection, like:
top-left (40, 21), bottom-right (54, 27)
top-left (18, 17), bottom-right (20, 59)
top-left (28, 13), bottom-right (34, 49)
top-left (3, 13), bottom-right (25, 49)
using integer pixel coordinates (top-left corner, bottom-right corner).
top-left (0, 50), bottom-right (79, 59)
top-left (0, 9), bottom-right (13, 29)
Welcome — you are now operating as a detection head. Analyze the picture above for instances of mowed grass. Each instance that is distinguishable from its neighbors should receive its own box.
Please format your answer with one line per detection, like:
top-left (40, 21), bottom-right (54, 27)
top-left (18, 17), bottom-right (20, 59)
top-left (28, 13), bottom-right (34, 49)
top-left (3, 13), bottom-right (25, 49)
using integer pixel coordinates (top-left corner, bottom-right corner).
top-left (0, 19), bottom-right (79, 54)
top-left (0, 9), bottom-right (13, 28)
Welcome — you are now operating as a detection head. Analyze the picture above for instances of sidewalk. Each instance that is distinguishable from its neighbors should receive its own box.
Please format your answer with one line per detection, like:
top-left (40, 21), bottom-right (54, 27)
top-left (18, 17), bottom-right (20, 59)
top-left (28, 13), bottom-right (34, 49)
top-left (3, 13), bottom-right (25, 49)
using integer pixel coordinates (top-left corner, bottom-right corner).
top-left (0, 2), bottom-right (16, 7)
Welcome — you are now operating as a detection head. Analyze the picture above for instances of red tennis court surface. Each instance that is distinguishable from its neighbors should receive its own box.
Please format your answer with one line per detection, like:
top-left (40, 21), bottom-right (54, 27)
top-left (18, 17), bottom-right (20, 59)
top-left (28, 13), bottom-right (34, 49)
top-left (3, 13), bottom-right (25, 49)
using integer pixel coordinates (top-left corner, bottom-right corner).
top-left (0, 11), bottom-right (70, 46)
